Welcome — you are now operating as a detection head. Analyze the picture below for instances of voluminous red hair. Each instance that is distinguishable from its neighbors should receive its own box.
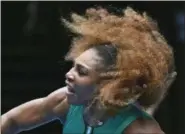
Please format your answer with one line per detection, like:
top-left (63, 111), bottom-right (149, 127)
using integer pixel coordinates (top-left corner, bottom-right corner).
top-left (62, 7), bottom-right (175, 110)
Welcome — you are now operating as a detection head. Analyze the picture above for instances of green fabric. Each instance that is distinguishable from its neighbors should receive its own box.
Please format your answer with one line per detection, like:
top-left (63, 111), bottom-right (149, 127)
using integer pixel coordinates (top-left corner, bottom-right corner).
top-left (62, 104), bottom-right (153, 134)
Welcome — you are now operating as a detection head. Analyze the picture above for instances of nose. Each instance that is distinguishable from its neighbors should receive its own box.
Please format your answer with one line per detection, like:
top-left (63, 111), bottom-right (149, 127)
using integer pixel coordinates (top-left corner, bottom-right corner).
top-left (65, 70), bottom-right (75, 82)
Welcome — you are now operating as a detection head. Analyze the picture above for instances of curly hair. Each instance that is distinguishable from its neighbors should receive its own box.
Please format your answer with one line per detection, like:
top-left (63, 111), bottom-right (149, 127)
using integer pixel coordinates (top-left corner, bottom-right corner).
top-left (62, 7), bottom-right (175, 111)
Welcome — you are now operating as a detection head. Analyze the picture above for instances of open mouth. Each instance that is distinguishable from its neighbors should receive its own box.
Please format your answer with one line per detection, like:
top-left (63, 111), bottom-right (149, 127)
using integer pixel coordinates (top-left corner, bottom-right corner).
top-left (65, 80), bottom-right (75, 94)
top-left (67, 86), bottom-right (75, 93)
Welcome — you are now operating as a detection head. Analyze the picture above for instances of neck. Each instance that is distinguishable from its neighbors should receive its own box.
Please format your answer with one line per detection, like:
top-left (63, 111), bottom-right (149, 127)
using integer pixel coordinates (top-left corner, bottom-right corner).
top-left (83, 99), bottom-right (110, 127)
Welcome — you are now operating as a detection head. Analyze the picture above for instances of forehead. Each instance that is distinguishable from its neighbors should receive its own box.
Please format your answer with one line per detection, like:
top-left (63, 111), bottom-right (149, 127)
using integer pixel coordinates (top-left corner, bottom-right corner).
top-left (75, 48), bottom-right (103, 70)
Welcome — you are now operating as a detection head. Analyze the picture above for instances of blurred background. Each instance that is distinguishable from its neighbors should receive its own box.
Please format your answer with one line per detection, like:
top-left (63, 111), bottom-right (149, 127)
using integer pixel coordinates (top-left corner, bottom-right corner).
top-left (1, 1), bottom-right (185, 134)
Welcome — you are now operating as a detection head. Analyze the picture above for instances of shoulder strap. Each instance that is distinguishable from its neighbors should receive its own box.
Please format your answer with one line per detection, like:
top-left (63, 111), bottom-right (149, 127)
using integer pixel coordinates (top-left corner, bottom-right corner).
top-left (115, 104), bottom-right (153, 133)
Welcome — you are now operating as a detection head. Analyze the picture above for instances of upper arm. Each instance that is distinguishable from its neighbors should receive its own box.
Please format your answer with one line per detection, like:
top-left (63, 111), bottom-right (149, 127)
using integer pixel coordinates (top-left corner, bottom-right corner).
top-left (1, 87), bottom-right (69, 133)
top-left (124, 118), bottom-right (165, 134)
top-left (45, 87), bottom-right (70, 120)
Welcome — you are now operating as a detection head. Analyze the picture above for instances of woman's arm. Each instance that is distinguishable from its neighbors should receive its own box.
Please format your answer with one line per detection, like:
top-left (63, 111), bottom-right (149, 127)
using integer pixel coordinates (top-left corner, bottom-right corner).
top-left (1, 87), bottom-right (69, 134)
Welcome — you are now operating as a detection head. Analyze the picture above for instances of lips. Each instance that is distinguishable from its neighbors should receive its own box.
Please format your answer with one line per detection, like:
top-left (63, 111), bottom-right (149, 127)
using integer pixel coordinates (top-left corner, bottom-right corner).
top-left (67, 86), bottom-right (75, 93)
top-left (65, 80), bottom-right (75, 93)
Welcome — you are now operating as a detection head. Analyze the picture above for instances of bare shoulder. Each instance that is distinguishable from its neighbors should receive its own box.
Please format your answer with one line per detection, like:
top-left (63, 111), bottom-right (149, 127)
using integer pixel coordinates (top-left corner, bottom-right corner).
top-left (45, 86), bottom-right (68, 105)
top-left (124, 118), bottom-right (165, 134)
top-left (45, 86), bottom-right (69, 117)
top-left (47, 86), bottom-right (68, 98)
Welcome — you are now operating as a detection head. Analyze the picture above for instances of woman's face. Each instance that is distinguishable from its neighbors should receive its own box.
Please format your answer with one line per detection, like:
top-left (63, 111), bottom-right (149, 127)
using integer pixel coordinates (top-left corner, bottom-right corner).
top-left (65, 48), bottom-right (104, 105)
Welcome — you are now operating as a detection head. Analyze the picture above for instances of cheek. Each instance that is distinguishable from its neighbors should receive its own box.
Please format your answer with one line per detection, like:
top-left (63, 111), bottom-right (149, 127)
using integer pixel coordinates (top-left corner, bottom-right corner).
top-left (74, 75), bottom-right (98, 95)
top-left (75, 84), bottom-right (96, 95)
top-left (75, 76), bottom-right (96, 86)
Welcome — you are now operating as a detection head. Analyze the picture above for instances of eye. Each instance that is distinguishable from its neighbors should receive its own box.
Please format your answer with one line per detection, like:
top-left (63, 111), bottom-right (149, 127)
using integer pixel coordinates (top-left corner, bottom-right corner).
top-left (76, 64), bottom-right (89, 76)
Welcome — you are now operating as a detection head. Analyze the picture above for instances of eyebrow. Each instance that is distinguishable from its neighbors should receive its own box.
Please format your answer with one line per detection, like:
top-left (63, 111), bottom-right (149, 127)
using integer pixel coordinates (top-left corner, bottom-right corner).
top-left (76, 63), bottom-right (87, 69)
top-left (74, 61), bottom-right (91, 70)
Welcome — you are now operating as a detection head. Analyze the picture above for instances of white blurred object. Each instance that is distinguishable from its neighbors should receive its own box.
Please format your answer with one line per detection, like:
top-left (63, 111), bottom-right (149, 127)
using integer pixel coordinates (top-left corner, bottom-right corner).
top-left (175, 10), bottom-right (185, 43)
top-left (24, 2), bottom-right (38, 36)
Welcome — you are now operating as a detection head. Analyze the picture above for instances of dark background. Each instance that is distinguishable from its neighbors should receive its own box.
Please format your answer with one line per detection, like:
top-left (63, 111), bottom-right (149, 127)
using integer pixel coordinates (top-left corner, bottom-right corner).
top-left (1, 1), bottom-right (185, 134)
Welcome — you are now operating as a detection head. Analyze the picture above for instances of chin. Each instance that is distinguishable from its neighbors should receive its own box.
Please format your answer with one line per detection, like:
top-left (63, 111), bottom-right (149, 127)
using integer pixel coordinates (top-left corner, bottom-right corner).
top-left (66, 96), bottom-right (84, 106)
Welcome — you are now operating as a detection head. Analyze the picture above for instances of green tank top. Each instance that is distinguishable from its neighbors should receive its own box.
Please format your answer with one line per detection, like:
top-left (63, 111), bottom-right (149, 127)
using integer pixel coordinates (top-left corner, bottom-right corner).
top-left (62, 104), bottom-right (153, 134)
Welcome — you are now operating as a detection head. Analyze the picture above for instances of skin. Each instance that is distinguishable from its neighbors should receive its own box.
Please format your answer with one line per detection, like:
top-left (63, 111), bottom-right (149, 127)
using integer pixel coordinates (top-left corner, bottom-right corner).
top-left (1, 48), bottom-right (164, 134)
top-left (65, 48), bottom-right (103, 105)
top-left (124, 118), bottom-right (165, 134)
